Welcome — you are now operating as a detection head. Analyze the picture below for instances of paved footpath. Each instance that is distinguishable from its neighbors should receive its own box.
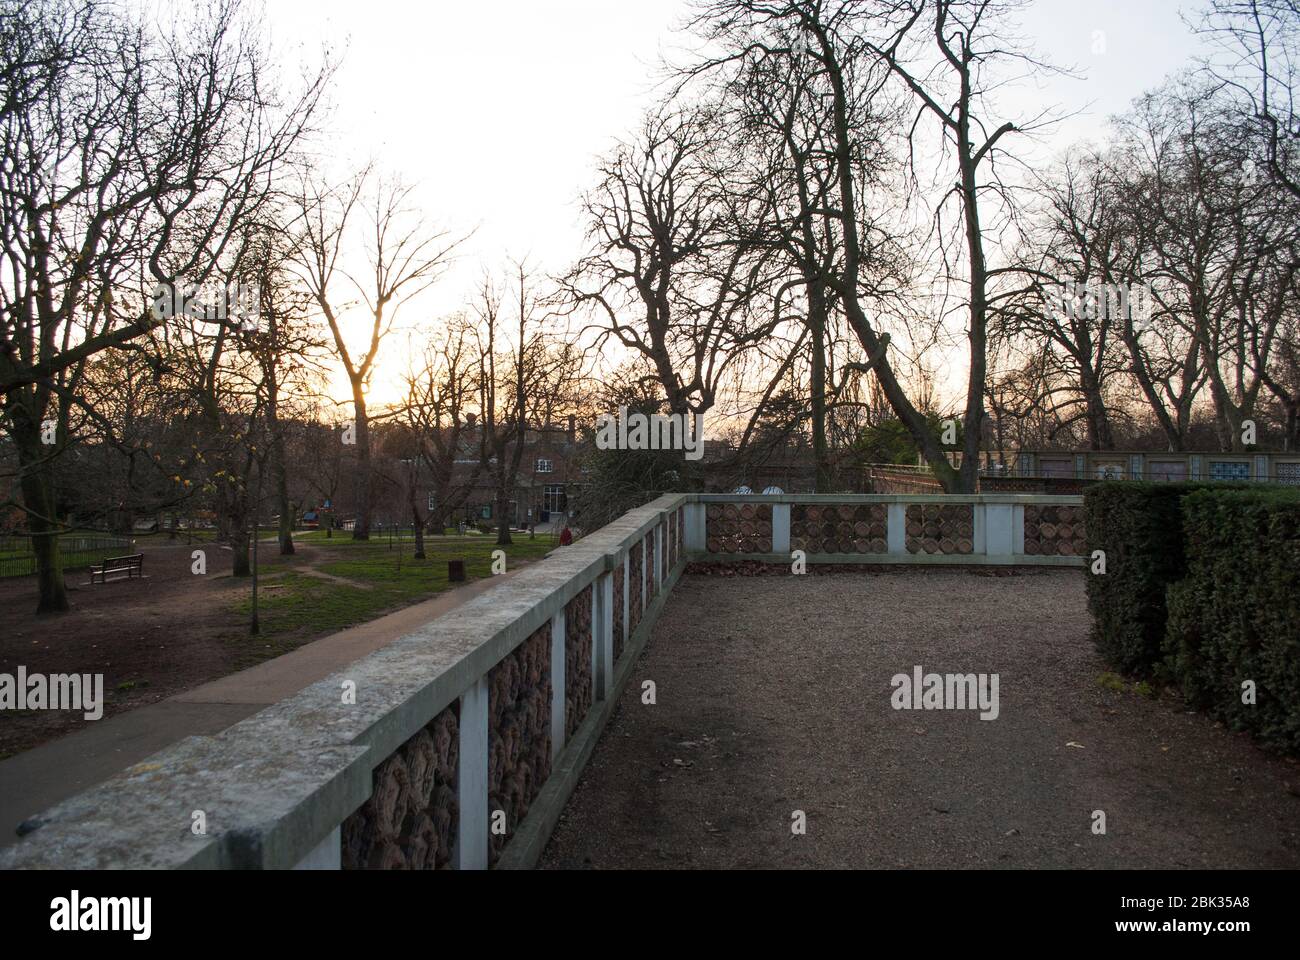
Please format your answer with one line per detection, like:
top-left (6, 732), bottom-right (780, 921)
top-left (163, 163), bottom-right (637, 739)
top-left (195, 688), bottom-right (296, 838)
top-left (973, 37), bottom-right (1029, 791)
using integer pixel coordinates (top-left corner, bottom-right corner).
top-left (0, 567), bottom-right (526, 849)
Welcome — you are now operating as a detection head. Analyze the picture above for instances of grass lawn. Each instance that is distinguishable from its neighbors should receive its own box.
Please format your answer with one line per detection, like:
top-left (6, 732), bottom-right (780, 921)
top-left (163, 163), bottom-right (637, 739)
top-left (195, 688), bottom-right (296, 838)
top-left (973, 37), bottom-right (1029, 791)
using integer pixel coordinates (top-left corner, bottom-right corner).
top-left (232, 533), bottom-right (558, 659)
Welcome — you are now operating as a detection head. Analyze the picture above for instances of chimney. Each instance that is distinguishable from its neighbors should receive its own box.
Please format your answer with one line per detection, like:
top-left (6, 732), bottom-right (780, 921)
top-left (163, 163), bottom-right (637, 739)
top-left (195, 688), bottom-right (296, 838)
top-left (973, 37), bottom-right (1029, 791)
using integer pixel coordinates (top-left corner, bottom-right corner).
top-left (567, 413), bottom-right (576, 441)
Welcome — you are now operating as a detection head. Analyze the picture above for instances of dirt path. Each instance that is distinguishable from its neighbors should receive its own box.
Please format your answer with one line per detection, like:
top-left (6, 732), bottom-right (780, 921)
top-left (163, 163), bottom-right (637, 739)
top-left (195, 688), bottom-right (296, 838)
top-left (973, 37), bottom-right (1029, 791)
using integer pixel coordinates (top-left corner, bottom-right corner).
top-left (2, 536), bottom-right (452, 758)
top-left (541, 570), bottom-right (1300, 869)
top-left (0, 541), bottom-right (254, 758)
top-left (298, 567), bottom-right (376, 590)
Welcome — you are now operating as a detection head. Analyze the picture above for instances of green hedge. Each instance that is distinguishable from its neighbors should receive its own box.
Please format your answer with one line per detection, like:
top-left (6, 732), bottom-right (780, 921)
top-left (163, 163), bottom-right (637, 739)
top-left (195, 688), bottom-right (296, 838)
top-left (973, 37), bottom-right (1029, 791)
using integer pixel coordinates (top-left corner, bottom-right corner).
top-left (1083, 482), bottom-right (1235, 676)
top-left (1164, 488), bottom-right (1300, 752)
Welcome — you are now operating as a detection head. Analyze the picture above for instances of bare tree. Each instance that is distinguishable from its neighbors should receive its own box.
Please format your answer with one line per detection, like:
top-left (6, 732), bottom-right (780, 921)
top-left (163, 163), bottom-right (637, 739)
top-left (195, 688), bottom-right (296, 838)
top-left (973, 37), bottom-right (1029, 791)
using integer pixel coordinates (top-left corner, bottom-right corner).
top-left (290, 169), bottom-right (461, 540)
top-left (1112, 80), bottom-right (1298, 450)
top-left (1011, 149), bottom-right (1140, 449)
top-left (561, 106), bottom-right (783, 418)
top-left (0, 0), bottom-right (327, 611)
top-left (397, 314), bottom-right (486, 556)
top-left (476, 261), bottom-right (578, 546)
top-left (705, 8), bottom-right (908, 489)
top-left (1196, 0), bottom-right (1300, 200)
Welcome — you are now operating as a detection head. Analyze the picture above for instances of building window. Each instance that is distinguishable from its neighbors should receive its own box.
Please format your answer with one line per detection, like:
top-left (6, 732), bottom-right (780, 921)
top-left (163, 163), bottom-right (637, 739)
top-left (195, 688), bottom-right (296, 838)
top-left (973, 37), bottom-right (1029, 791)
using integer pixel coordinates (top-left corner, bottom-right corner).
top-left (536, 458), bottom-right (553, 474)
top-left (1277, 462), bottom-right (1300, 486)
top-left (544, 484), bottom-right (566, 514)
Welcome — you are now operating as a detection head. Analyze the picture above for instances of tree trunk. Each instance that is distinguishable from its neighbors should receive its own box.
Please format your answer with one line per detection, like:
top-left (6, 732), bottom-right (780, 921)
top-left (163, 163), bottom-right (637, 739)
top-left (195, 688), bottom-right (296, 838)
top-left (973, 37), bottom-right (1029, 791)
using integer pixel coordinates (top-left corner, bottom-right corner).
top-left (351, 378), bottom-right (372, 540)
top-left (1080, 367), bottom-right (1114, 450)
top-left (277, 488), bottom-right (295, 555)
top-left (13, 417), bottom-right (68, 613)
top-left (409, 489), bottom-right (426, 560)
top-left (268, 380), bottom-right (294, 556)
top-left (957, 121), bottom-right (989, 496)
top-left (495, 486), bottom-right (512, 546)
top-left (809, 287), bottom-right (832, 492)
top-left (230, 517), bottom-right (251, 577)
top-left (412, 519), bottom-right (425, 558)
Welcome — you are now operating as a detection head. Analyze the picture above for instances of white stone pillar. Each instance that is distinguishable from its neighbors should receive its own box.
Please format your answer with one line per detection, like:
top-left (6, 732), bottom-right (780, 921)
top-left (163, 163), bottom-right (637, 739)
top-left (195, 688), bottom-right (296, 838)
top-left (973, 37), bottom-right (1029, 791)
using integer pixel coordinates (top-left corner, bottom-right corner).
top-left (887, 502), bottom-right (907, 556)
top-left (454, 676), bottom-right (489, 870)
top-left (985, 503), bottom-right (1014, 558)
top-left (685, 502), bottom-right (706, 552)
top-left (772, 503), bottom-right (791, 554)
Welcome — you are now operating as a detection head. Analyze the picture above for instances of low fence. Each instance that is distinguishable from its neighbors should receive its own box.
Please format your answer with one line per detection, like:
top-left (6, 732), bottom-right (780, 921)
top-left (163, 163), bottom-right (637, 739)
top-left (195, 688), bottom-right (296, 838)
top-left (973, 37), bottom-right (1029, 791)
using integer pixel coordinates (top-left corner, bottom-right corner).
top-left (979, 475), bottom-right (1093, 495)
top-left (0, 534), bottom-right (134, 579)
top-left (0, 493), bottom-right (1081, 870)
top-left (690, 493), bottom-right (1087, 563)
top-left (866, 464), bottom-right (945, 494)
top-left (866, 464), bottom-right (1097, 496)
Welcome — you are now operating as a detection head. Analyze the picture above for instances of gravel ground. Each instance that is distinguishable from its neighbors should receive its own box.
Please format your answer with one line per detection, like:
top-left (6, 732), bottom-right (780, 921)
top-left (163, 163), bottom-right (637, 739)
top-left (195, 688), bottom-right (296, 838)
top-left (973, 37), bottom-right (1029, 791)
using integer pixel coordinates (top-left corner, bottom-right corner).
top-left (540, 569), bottom-right (1300, 869)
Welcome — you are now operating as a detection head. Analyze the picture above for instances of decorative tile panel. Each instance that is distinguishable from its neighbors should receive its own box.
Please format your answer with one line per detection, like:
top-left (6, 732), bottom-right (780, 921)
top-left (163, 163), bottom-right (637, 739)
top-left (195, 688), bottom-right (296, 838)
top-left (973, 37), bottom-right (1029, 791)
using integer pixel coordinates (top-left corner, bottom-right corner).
top-left (791, 503), bottom-right (887, 554)
top-left (1022, 504), bottom-right (1087, 556)
top-left (705, 503), bottom-right (774, 554)
top-left (905, 504), bottom-right (975, 555)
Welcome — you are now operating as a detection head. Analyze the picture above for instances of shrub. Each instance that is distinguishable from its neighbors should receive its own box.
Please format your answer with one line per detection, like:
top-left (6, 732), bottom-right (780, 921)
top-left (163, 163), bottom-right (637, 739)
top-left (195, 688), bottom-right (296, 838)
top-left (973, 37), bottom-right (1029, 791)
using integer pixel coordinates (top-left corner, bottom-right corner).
top-left (1083, 482), bottom-right (1225, 676)
top-left (1165, 488), bottom-right (1300, 752)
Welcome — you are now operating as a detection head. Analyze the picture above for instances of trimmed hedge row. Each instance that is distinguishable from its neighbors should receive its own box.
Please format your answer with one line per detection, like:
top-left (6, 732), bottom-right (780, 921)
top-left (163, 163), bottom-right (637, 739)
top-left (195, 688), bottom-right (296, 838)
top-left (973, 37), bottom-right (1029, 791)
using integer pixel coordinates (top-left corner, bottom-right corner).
top-left (1084, 481), bottom-right (1300, 753)
top-left (1165, 489), bottom-right (1300, 752)
top-left (1083, 482), bottom-right (1238, 675)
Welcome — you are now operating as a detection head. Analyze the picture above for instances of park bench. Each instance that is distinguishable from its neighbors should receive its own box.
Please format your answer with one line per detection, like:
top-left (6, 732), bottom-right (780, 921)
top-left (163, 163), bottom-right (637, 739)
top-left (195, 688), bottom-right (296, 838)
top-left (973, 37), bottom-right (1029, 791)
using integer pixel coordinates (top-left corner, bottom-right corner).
top-left (89, 553), bottom-right (145, 584)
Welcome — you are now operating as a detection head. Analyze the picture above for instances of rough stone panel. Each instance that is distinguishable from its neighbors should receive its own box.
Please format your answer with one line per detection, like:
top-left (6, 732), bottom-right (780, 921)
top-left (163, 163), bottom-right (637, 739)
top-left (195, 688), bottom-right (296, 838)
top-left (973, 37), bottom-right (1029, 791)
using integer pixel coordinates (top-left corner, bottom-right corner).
top-left (565, 585), bottom-right (593, 738)
top-left (705, 502), bottom-right (774, 554)
top-left (644, 531), bottom-right (656, 600)
top-left (629, 546), bottom-right (643, 636)
top-left (487, 623), bottom-right (551, 866)
top-left (341, 701), bottom-right (459, 870)
top-left (791, 503), bottom-right (888, 554)
top-left (905, 503), bottom-right (974, 555)
top-left (613, 562), bottom-right (625, 663)
top-left (1023, 504), bottom-right (1087, 557)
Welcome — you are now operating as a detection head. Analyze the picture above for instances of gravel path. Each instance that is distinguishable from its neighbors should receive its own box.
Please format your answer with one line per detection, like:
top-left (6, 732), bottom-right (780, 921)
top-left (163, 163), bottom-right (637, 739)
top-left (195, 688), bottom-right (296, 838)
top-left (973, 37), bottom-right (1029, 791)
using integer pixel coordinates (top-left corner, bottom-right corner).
top-left (540, 570), bottom-right (1300, 869)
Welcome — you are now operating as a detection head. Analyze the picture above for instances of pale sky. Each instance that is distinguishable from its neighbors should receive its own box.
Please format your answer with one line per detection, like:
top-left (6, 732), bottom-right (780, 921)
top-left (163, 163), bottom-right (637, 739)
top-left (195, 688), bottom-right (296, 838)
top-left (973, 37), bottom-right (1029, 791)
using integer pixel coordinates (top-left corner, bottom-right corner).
top-left (261, 0), bottom-right (1209, 405)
